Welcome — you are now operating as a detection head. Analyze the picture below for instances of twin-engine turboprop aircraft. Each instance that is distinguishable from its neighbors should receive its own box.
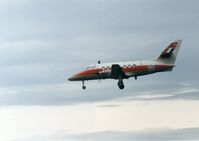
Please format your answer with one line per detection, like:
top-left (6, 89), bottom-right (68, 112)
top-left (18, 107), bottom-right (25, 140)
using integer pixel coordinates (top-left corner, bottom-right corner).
top-left (68, 40), bottom-right (182, 89)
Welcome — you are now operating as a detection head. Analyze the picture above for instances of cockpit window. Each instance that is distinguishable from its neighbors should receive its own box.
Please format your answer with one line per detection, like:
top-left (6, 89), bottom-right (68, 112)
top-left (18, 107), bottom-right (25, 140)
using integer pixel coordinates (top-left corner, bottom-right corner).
top-left (86, 65), bottom-right (96, 70)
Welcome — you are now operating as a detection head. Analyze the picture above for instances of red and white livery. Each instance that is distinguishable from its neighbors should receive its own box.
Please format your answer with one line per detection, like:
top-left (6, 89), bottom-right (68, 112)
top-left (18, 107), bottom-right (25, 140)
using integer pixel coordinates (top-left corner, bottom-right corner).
top-left (68, 40), bottom-right (182, 89)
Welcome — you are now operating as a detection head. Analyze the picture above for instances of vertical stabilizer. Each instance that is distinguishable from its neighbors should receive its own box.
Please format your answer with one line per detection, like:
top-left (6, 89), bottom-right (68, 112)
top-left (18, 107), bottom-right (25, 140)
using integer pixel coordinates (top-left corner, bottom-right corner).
top-left (157, 40), bottom-right (182, 65)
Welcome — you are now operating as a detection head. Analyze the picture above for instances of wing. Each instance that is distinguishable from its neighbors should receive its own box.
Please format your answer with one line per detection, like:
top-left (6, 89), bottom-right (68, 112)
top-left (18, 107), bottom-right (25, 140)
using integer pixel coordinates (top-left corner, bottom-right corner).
top-left (111, 64), bottom-right (127, 79)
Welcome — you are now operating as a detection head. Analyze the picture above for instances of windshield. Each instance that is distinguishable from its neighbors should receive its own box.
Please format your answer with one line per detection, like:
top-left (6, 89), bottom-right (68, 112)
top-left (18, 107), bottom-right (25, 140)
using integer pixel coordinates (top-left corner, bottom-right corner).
top-left (86, 65), bottom-right (96, 70)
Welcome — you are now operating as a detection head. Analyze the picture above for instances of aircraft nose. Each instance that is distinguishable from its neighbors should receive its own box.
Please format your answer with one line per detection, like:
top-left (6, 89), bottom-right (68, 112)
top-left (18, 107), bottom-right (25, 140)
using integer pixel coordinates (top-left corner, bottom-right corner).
top-left (68, 74), bottom-right (80, 81)
top-left (68, 76), bottom-right (75, 81)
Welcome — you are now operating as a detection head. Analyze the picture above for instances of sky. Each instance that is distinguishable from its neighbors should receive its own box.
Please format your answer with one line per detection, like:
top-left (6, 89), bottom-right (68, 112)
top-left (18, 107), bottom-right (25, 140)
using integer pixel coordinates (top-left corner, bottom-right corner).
top-left (0, 0), bottom-right (199, 140)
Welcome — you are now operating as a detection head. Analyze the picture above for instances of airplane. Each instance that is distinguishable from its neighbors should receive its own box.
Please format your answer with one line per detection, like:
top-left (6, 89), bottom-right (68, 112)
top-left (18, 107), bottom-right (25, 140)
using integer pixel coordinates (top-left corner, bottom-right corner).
top-left (68, 40), bottom-right (182, 89)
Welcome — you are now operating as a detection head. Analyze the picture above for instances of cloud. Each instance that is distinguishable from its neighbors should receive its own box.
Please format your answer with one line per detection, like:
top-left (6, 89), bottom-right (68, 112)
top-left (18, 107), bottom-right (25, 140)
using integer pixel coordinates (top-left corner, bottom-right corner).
top-left (0, 0), bottom-right (198, 113)
top-left (0, 100), bottom-right (199, 141)
top-left (0, 1), bottom-right (198, 141)
top-left (125, 84), bottom-right (199, 101)
top-left (14, 128), bottom-right (199, 141)
top-left (97, 104), bottom-right (120, 108)
top-left (0, 78), bottom-right (198, 106)
top-left (64, 128), bottom-right (199, 141)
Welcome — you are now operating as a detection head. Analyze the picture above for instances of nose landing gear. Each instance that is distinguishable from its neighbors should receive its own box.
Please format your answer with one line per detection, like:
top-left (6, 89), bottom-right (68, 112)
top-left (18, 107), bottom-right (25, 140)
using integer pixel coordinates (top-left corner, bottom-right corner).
top-left (82, 81), bottom-right (86, 90)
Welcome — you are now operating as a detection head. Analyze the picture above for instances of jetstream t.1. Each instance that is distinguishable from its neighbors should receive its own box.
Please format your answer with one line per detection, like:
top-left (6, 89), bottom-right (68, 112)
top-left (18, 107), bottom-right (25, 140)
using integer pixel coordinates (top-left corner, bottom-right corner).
top-left (68, 40), bottom-right (182, 89)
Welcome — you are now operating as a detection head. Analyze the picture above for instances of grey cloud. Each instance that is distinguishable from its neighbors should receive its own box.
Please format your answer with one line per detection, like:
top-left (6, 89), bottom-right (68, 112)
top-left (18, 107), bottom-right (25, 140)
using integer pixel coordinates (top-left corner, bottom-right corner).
top-left (125, 83), bottom-right (199, 101)
top-left (0, 80), bottom-right (197, 106)
top-left (14, 127), bottom-right (199, 141)
top-left (97, 104), bottom-right (120, 108)
top-left (0, 0), bottom-right (199, 41)
top-left (67, 128), bottom-right (199, 141)
top-left (0, 0), bottom-right (198, 106)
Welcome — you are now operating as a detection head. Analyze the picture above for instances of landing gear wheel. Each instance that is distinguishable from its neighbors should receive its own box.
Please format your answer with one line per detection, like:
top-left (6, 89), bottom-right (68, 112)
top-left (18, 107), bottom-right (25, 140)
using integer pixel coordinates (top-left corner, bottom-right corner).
top-left (118, 79), bottom-right (124, 89)
top-left (82, 81), bottom-right (86, 90)
top-left (82, 85), bottom-right (86, 90)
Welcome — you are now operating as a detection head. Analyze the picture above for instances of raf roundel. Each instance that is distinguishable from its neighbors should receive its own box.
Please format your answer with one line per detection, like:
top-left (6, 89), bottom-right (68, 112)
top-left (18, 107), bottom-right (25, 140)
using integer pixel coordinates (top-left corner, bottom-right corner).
top-left (148, 65), bottom-right (155, 71)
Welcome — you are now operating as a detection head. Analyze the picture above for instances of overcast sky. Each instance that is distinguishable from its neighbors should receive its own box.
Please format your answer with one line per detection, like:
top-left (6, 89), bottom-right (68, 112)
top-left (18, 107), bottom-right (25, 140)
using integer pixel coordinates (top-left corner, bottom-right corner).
top-left (0, 0), bottom-right (199, 141)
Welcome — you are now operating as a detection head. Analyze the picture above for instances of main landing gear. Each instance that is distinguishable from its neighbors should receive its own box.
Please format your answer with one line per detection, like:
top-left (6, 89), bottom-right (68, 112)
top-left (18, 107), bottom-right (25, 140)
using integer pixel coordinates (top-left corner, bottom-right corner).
top-left (118, 77), bottom-right (124, 89)
top-left (82, 81), bottom-right (86, 90)
top-left (117, 76), bottom-right (137, 89)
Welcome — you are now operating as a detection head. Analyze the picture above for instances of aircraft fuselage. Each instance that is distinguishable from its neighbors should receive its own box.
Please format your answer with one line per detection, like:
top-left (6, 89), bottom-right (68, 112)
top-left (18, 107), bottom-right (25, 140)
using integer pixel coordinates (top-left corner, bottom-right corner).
top-left (68, 60), bottom-right (174, 81)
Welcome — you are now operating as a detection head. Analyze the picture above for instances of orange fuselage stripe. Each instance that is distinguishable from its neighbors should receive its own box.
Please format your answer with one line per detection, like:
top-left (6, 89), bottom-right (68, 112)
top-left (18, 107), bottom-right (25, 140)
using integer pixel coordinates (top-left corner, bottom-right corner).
top-left (74, 65), bottom-right (171, 77)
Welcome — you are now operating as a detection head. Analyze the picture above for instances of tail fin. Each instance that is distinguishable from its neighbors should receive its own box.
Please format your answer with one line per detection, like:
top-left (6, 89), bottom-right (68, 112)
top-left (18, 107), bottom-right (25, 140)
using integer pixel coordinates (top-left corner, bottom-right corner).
top-left (157, 40), bottom-right (182, 65)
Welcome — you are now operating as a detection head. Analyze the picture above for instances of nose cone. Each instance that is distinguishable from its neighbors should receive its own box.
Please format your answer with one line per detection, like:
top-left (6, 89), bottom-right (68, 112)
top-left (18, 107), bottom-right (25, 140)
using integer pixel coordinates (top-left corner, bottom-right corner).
top-left (68, 76), bottom-right (76, 81)
top-left (68, 71), bottom-right (85, 81)
top-left (68, 74), bottom-right (81, 81)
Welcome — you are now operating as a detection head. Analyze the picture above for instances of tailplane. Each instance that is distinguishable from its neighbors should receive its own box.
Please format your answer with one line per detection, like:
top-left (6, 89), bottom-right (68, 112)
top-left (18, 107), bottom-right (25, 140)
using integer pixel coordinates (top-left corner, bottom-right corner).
top-left (157, 40), bottom-right (182, 65)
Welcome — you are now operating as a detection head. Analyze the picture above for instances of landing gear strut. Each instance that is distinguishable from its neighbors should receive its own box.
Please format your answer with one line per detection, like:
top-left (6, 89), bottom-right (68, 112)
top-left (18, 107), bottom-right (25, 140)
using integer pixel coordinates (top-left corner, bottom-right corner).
top-left (117, 77), bottom-right (124, 89)
top-left (135, 76), bottom-right (137, 80)
top-left (82, 81), bottom-right (86, 90)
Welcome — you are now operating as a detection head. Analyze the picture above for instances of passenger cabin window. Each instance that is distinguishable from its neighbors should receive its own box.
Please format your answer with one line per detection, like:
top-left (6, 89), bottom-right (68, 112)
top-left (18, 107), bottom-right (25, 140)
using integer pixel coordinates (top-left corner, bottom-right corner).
top-left (101, 66), bottom-right (110, 70)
